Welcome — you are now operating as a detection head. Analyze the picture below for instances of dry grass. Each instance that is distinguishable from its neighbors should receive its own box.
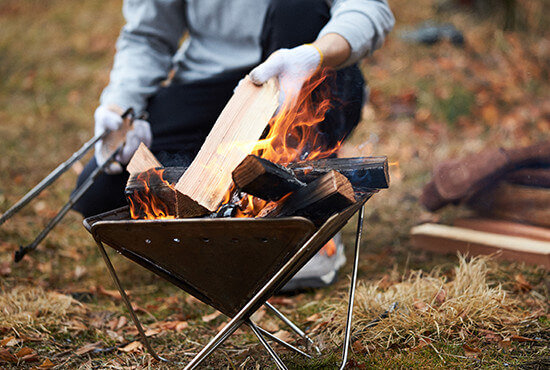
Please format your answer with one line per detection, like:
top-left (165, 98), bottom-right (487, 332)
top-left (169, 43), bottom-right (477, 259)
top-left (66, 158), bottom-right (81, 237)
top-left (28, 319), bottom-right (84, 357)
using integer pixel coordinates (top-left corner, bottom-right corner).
top-left (321, 255), bottom-right (546, 349)
top-left (0, 283), bottom-right (85, 334)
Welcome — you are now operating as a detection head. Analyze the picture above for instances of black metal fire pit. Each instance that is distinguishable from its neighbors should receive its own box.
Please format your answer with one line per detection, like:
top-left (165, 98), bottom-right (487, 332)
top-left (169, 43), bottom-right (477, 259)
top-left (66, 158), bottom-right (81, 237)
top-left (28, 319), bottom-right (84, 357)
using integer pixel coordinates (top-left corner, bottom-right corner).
top-left (84, 191), bottom-right (376, 369)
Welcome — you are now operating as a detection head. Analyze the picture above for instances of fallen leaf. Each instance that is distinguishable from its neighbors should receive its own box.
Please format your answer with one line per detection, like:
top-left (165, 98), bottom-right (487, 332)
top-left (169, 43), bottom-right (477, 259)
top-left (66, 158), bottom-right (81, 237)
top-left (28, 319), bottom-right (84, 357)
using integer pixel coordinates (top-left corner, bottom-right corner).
top-left (0, 262), bottom-right (11, 276)
top-left (116, 316), bottom-right (128, 330)
top-left (273, 330), bottom-right (292, 342)
top-left (95, 285), bottom-right (123, 300)
top-left (119, 341), bottom-right (142, 353)
top-left (0, 336), bottom-right (18, 347)
top-left (262, 320), bottom-right (280, 332)
top-left (499, 337), bottom-right (512, 349)
top-left (434, 289), bottom-right (446, 304)
top-left (413, 300), bottom-right (428, 312)
top-left (306, 313), bottom-right (321, 322)
top-left (75, 341), bottom-right (103, 356)
top-left (15, 347), bottom-right (34, 358)
top-left (185, 295), bottom-right (201, 305)
top-left (74, 265), bottom-right (87, 280)
top-left (267, 297), bottom-right (294, 306)
top-left (0, 348), bottom-right (17, 362)
top-left (514, 274), bottom-right (532, 292)
top-left (144, 328), bottom-right (162, 336)
top-left (202, 311), bottom-right (221, 323)
top-left (37, 358), bottom-right (54, 368)
top-left (463, 344), bottom-right (481, 358)
top-left (250, 308), bottom-right (266, 323)
top-left (20, 353), bottom-right (39, 362)
top-left (510, 335), bottom-right (537, 342)
top-left (175, 321), bottom-right (188, 332)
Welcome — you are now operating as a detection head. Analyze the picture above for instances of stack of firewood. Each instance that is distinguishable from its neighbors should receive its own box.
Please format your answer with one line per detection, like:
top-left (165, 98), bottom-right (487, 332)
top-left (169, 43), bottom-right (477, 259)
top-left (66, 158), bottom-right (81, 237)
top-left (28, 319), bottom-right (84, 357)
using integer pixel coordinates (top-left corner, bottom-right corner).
top-left (124, 77), bottom-right (389, 226)
top-left (414, 141), bottom-right (550, 269)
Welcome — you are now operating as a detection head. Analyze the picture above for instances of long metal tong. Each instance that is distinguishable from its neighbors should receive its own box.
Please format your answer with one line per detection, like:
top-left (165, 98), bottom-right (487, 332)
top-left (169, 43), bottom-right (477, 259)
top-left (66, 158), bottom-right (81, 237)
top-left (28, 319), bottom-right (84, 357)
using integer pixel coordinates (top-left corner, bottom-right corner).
top-left (0, 108), bottom-right (135, 262)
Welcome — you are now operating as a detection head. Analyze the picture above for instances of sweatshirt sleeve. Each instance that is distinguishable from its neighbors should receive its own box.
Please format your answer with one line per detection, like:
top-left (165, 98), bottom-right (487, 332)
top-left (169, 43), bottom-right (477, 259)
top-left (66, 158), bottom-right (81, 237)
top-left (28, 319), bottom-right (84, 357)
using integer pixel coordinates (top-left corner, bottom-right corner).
top-left (318, 0), bottom-right (395, 68)
top-left (100, 0), bottom-right (186, 113)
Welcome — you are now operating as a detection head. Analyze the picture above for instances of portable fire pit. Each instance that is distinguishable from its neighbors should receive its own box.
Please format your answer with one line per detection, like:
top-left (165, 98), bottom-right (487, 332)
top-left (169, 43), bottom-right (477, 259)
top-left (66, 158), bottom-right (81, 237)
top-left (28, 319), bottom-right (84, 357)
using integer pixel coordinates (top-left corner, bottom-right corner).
top-left (84, 190), bottom-right (377, 369)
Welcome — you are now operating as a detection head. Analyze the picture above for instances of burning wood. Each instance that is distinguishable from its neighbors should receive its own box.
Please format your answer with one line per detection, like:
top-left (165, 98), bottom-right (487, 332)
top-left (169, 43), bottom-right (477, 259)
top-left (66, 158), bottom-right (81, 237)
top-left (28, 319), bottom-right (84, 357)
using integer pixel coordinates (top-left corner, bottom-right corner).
top-left (232, 155), bottom-right (305, 201)
top-left (125, 71), bottom-right (390, 224)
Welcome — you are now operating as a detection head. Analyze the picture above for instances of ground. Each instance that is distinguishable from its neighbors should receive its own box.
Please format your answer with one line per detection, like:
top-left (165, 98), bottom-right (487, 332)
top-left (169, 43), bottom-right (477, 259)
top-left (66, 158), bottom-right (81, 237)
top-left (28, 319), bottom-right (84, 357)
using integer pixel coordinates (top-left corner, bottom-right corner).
top-left (0, 0), bottom-right (549, 368)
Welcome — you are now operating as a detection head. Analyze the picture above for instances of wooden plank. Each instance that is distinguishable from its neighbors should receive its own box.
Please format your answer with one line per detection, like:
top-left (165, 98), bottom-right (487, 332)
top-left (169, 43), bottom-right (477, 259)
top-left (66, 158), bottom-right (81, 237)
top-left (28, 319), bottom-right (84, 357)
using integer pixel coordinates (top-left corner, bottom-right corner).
top-left (265, 170), bottom-right (356, 226)
top-left (232, 155), bottom-right (305, 201)
top-left (453, 218), bottom-right (550, 242)
top-left (288, 156), bottom-right (389, 190)
top-left (467, 182), bottom-right (550, 227)
top-left (126, 143), bottom-right (162, 175)
top-left (411, 223), bottom-right (550, 269)
top-left (174, 77), bottom-right (279, 217)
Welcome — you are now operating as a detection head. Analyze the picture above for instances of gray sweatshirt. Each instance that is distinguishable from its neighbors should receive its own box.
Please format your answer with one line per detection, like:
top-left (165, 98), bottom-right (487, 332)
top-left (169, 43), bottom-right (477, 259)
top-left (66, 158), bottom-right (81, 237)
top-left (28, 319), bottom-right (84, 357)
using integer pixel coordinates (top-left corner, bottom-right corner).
top-left (100, 0), bottom-right (394, 113)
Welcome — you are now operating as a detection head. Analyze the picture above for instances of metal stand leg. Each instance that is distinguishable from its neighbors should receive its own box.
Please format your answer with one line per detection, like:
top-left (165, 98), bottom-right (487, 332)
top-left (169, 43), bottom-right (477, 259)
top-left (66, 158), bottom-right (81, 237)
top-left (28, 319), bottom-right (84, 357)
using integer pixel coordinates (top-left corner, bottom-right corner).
top-left (95, 239), bottom-right (166, 363)
top-left (248, 320), bottom-right (288, 370)
top-left (252, 325), bottom-right (311, 359)
top-left (264, 302), bottom-right (321, 355)
top-left (338, 205), bottom-right (364, 370)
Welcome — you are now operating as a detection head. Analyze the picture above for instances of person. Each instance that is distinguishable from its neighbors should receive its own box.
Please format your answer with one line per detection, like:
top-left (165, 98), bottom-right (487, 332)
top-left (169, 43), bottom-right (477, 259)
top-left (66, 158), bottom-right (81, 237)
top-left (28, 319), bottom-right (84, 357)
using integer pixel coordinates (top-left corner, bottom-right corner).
top-left (73, 0), bottom-right (394, 290)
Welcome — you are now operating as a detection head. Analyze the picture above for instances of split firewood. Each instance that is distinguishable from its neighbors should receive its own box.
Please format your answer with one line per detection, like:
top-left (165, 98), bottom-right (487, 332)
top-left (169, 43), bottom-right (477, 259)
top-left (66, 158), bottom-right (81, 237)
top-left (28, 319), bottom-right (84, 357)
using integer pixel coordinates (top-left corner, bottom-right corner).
top-left (264, 170), bottom-right (356, 226)
top-left (125, 167), bottom-right (185, 218)
top-left (126, 143), bottom-right (162, 175)
top-left (232, 155), bottom-right (305, 201)
top-left (174, 77), bottom-right (279, 217)
top-left (288, 156), bottom-right (389, 191)
top-left (467, 182), bottom-right (550, 228)
top-left (505, 167), bottom-right (550, 188)
top-left (453, 218), bottom-right (550, 242)
top-left (411, 223), bottom-right (550, 269)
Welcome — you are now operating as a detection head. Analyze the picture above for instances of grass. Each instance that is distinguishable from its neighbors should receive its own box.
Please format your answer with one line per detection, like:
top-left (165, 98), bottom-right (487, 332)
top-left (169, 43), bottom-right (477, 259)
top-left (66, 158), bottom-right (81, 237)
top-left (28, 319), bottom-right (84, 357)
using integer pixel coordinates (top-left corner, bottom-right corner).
top-left (0, 0), bottom-right (549, 368)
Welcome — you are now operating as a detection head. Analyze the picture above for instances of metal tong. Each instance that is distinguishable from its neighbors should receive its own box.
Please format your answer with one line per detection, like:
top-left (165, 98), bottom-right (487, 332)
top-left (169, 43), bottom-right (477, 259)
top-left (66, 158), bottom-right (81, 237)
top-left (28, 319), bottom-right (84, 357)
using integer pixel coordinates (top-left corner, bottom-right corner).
top-left (0, 108), bottom-right (136, 262)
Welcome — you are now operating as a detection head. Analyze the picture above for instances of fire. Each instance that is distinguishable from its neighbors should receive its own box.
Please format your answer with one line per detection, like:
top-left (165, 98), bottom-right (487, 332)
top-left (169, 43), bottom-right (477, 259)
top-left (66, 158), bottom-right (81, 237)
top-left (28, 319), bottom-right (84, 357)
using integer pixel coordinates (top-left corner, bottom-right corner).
top-left (128, 169), bottom-right (176, 220)
top-left (227, 68), bottom-right (342, 217)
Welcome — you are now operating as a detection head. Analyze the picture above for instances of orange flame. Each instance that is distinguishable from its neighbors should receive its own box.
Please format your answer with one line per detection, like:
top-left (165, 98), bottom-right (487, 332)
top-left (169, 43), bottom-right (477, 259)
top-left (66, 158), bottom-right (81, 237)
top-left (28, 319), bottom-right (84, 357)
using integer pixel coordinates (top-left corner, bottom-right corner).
top-left (228, 68), bottom-right (341, 217)
top-left (128, 169), bottom-right (176, 220)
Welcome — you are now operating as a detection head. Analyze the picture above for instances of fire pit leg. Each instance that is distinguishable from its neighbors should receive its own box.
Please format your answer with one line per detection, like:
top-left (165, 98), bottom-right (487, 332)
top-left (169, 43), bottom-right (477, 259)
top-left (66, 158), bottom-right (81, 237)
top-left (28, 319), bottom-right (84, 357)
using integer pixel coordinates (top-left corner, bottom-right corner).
top-left (264, 302), bottom-right (320, 355)
top-left (248, 319), bottom-right (288, 370)
top-left (338, 205), bottom-right (364, 370)
top-left (251, 324), bottom-right (311, 359)
top-left (94, 238), bottom-right (166, 363)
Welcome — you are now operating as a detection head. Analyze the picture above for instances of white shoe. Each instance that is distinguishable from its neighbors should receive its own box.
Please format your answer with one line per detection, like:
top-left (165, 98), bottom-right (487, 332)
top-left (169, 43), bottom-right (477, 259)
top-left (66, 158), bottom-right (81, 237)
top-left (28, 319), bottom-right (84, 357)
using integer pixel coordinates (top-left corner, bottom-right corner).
top-left (279, 233), bottom-right (346, 292)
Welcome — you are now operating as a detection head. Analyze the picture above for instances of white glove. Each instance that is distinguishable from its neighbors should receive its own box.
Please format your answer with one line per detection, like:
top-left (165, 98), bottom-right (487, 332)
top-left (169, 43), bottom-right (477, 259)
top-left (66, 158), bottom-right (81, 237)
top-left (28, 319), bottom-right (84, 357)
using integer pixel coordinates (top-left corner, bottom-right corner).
top-left (94, 105), bottom-right (153, 174)
top-left (250, 44), bottom-right (322, 108)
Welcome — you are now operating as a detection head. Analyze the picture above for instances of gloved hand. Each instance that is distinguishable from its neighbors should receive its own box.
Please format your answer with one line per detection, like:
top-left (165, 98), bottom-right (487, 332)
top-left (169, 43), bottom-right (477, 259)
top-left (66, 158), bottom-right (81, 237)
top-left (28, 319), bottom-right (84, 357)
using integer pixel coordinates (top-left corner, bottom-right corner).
top-left (94, 105), bottom-right (153, 174)
top-left (250, 44), bottom-right (322, 108)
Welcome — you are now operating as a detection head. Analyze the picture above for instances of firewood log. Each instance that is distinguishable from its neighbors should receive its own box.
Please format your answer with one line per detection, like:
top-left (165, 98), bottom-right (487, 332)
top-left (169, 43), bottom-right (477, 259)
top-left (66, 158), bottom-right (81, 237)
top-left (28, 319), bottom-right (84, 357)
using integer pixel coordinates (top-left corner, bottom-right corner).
top-left (264, 170), bottom-right (356, 226)
top-left (288, 156), bottom-right (389, 191)
top-left (232, 155), bottom-right (305, 201)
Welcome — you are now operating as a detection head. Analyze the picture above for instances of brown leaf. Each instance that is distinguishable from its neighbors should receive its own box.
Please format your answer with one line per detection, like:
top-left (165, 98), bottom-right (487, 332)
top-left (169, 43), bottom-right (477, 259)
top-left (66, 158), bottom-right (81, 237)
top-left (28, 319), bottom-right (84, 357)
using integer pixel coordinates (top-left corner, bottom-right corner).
top-left (0, 262), bottom-right (11, 277)
top-left (116, 316), bottom-right (128, 330)
top-left (37, 358), bottom-right (55, 368)
top-left (119, 341), bottom-right (142, 353)
top-left (306, 313), bottom-right (321, 322)
top-left (202, 311), bottom-right (221, 323)
top-left (144, 328), bottom-right (162, 337)
top-left (510, 335), bottom-right (537, 342)
top-left (15, 347), bottom-right (34, 358)
top-left (267, 297), bottom-right (294, 306)
top-left (0, 336), bottom-right (19, 347)
top-left (413, 300), bottom-right (428, 312)
top-left (499, 337), bottom-right (512, 349)
top-left (262, 320), bottom-right (280, 332)
top-left (95, 285), bottom-right (123, 300)
top-left (434, 289), bottom-right (447, 304)
top-left (0, 348), bottom-right (17, 362)
top-left (20, 353), bottom-right (39, 362)
top-left (273, 330), bottom-right (292, 342)
top-left (175, 321), bottom-right (188, 332)
top-left (185, 295), bottom-right (201, 305)
top-left (250, 308), bottom-right (266, 323)
top-left (514, 274), bottom-right (532, 292)
top-left (463, 344), bottom-right (481, 358)
top-left (75, 341), bottom-right (103, 356)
